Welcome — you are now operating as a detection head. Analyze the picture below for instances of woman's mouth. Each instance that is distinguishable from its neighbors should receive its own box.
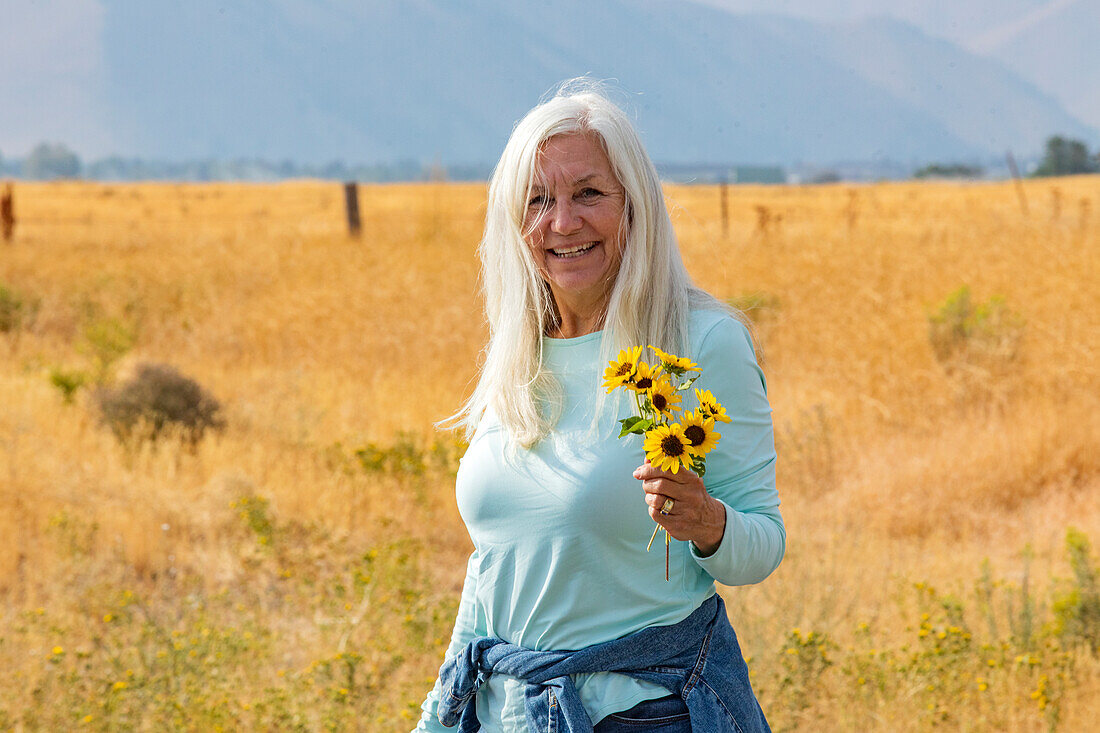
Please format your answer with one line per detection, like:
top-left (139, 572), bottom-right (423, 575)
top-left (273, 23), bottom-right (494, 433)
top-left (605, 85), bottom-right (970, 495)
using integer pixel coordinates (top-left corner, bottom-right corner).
top-left (550, 242), bottom-right (597, 258)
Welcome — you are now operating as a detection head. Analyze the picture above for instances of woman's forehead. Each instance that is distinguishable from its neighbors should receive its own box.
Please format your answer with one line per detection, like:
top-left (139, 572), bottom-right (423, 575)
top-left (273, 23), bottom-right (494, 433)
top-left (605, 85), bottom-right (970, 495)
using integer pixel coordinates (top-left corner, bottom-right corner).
top-left (530, 132), bottom-right (616, 188)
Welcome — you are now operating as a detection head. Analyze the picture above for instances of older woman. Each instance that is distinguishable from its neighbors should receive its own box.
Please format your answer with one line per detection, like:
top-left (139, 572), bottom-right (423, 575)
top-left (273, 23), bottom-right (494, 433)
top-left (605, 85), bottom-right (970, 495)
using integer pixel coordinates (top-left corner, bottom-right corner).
top-left (416, 83), bottom-right (784, 732)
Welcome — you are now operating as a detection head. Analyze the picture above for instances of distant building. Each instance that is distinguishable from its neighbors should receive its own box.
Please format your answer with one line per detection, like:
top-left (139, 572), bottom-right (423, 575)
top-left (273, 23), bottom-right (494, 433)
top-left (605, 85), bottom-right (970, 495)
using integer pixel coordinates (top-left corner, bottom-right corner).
top-left (657, 163), bottom-right (787, 184)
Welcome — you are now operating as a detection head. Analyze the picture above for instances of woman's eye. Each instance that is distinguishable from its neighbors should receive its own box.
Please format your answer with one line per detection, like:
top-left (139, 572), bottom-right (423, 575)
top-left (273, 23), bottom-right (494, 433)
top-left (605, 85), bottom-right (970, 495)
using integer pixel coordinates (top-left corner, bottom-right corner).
top-left (527, 195), bottom-right (548, 208)
top-left (577, 188), bottom-right (603, 201)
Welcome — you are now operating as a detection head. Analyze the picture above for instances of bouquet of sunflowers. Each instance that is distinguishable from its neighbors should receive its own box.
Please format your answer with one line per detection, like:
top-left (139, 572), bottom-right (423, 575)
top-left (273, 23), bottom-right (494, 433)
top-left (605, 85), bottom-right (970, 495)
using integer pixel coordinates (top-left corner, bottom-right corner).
top-left (603, 346), bottom-right (730, 578)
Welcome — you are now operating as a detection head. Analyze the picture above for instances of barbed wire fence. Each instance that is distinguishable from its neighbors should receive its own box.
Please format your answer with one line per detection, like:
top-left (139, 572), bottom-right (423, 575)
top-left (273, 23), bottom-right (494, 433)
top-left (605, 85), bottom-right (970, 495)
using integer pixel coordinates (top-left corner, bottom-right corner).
top-left (3, 181), bottom-right (489, 240)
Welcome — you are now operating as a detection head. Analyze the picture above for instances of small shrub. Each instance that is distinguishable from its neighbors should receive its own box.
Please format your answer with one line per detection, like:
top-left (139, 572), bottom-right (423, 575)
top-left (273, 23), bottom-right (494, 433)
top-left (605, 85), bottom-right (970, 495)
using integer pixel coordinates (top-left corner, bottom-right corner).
top-left (928, 285), bottom-right (1023, 369)
top-left (776, 627), bottom-right (836, 721)
top-left (80, 316), bottom-right (137, 380)
top-left (233, 495), bottom-right (275, 546)
top-left (48, 367), bottom-right (88, 404)
top-left (351, 432), bottom-right (468, 478)
top-left (928, 283), bottom-right (1020, 391)
top-left (0, 283), bottom-right (38, 333)
top-left (354, 431), bottom-right (427, 475)
top-left (1052, 528), bottom-right (1100, 652)
top-left (93, 362), bottom-right (225, 444)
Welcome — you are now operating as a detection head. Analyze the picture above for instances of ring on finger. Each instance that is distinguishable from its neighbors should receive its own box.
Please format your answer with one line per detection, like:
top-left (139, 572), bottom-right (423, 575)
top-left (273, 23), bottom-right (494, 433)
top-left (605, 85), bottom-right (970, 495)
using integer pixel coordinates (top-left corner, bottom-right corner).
top-left (660, 498), bottom-right (674, 516)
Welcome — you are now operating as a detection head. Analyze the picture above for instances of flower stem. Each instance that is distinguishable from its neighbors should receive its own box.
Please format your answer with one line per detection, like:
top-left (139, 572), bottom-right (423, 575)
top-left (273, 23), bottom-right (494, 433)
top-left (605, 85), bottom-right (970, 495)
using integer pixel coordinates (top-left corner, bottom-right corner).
top-left (665, 533), bottom-right (670, 581)
top-left (646, 523), bottom-right (661, 552)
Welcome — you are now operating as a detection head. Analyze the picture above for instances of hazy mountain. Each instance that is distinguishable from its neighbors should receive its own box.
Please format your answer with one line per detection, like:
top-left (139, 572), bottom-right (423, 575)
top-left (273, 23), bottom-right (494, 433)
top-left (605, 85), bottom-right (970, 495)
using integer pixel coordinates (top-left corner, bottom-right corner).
top-left (697, 0), bottom-right (1100, 131)
top-left (3, 0), bottom-right (1097, 167)
top-left (974, 0), bottom-right (1100, 132)
top-left (695, 0), bottom-right (1054, 42)
top-left (0, 0), bottom-right (113, 157)
top-left (759, 14), bottom-right (1093, 157)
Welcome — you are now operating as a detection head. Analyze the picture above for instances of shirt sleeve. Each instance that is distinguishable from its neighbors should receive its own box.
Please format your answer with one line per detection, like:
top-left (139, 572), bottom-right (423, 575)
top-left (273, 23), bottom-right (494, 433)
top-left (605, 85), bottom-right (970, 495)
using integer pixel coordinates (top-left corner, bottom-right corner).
top-left (414, 550), bottom-right (481, 732)
top-left (687, 315), bottom-right (785, 586)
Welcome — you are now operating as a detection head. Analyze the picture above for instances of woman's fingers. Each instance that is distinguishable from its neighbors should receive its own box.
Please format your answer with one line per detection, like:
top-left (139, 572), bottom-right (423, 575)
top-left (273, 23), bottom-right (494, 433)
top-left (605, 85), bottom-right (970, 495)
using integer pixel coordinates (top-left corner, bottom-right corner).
top-left (644, 491), bottom-right (676, 514)
top-left (635, 461), bottom-right (723, 546)
top-left (636, 465), bottom-right (702, 503)
top-left (632, 460), bottom-right (694, 482)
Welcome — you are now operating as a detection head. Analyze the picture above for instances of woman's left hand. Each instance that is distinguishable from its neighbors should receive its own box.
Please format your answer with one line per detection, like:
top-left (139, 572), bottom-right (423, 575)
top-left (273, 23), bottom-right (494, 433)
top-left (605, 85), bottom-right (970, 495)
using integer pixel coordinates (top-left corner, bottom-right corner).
top-left (633, 460), bottom-right (727, 557)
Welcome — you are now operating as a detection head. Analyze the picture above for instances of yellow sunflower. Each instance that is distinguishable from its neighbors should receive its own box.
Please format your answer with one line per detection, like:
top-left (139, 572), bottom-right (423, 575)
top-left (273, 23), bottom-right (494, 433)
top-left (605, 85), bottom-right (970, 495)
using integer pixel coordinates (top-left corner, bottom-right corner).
top-left (642, 423), bottom-right (694, 474)
top-left (694, 388), bottom-right (732, 423)
top-left (646, 376), bottom-right (682, 419)
top-left (626, 361), bottom-right (663, 393)
top-left (649, 345), bottom-right (700, 376)
top-left (602, 346), bottom-right (643, 393)
top-left (681, 410), bottom-right (720, 455)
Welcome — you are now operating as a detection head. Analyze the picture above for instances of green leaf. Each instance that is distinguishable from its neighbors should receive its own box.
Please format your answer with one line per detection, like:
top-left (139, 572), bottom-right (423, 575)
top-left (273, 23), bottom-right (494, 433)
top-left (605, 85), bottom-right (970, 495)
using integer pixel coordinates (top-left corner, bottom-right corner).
top-left (692, 456), bottom-right (707, 477)
top-left (618, 416), bottom-right (654, 438)
top-left (618, 416), bottom-right (643, 437)
top-left (676, 375), bottom-right (700, 392)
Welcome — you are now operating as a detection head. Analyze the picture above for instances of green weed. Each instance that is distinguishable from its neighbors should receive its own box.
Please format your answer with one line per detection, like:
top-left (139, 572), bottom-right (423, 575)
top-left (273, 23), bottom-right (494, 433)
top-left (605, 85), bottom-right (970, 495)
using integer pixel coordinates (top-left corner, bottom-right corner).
top-left (0, 283), bottom-right (38, 333)
top-left (80, 316), bottom-right (137, 381)
top-left (928, 285), bottom-right (1023, 370)
top-left (1051, 528), bottom-right (1100, 653)
top-left (49, 367), bottom-right (89, 404)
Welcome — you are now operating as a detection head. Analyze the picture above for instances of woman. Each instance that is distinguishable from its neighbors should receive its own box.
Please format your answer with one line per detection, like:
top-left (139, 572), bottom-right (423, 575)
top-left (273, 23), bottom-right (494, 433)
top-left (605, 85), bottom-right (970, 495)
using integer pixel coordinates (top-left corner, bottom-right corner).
top-left (416, 82), bottom-right (784, 732)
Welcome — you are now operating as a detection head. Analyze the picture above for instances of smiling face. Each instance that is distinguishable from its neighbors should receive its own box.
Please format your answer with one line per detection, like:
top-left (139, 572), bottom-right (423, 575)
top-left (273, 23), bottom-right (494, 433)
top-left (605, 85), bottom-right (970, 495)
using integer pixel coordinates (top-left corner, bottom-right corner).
top-left (523, 132), bottom-right (627, 331)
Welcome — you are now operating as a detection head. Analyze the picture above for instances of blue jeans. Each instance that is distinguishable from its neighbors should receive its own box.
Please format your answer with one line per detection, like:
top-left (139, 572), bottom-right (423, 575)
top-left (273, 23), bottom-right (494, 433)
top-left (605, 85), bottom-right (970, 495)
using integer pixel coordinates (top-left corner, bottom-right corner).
top-left (594, 695), bottom-right (691, 732)
top-left (437, 594), bottom-right (770, 732)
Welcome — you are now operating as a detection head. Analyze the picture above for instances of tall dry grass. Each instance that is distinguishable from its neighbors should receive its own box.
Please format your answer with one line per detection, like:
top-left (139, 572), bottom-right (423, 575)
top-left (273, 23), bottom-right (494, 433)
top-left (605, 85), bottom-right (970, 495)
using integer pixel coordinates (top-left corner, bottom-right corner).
top-left (0, 177), bottom-right (1097, 730)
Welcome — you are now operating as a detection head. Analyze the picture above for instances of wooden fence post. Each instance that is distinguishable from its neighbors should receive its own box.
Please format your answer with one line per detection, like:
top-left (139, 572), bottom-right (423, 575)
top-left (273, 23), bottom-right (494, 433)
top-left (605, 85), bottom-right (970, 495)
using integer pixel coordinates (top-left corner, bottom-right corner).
top-left (720, 175), bottom-right (729, 239)
top-left (1, 182), bottom-right (14, 242)
top-left (1005, 151), bottom-right (1028, 217)
top-left (344, 181), bottom-right (361, 238)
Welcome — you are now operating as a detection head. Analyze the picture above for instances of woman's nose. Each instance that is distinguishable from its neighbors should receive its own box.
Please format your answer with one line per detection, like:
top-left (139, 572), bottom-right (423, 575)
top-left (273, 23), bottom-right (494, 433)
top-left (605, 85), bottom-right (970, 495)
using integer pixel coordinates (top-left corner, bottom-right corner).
top-left (548, 199), bottom-right (582, 234)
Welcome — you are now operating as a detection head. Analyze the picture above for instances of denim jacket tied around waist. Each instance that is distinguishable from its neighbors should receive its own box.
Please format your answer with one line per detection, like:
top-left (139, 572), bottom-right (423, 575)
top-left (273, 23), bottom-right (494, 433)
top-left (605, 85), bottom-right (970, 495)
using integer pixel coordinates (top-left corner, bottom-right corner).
top-left (436, 593), bottom-right (771, 733)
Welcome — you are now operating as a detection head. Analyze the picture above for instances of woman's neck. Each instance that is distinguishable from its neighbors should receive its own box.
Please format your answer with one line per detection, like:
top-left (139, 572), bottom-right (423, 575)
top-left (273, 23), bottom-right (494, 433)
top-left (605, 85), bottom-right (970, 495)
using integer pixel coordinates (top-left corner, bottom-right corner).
top-left (548, 305), bottom-right (606, 339)
top-left (548, 291), bottom-right (610, 339)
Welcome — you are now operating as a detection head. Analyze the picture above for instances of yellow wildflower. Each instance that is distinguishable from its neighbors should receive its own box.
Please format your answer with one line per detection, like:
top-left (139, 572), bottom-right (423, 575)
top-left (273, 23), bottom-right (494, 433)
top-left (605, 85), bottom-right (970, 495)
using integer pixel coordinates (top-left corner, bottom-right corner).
top-left (642, 424), bottom-right (693, 474)
top-left (694, 388), bottom-right (732, 423)
top-left (646, 376), bottom-right (682, 418)
top-left (626, 361), bottom-right (662, 393)
top-left (648, 345), bottom-right (699, 375)
top-left (680, 410), bottom-right (720, 455)
top-left (602, 346), bottom-right (642, 392)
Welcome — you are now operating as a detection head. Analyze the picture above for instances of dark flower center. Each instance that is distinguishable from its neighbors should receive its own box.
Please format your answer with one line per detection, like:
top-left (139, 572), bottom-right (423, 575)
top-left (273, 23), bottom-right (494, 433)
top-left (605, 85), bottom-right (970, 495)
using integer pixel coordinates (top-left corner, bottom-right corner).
top-left (636, 377), bottom-right (653, 390)
top-left (684, 425), bottom-right (706, 446)
top-left (652, 393), bottom-right (667, 411)
top-left (615, 363), bottom-right (633, 377)
top-left (660, 434), bottom-right (685, 457)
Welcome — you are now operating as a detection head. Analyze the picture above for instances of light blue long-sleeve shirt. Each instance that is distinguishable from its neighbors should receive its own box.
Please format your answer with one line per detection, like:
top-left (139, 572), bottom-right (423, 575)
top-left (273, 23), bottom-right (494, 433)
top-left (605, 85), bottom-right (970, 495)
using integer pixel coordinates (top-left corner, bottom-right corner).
top-left (417, 309), bottom-right (784, 731)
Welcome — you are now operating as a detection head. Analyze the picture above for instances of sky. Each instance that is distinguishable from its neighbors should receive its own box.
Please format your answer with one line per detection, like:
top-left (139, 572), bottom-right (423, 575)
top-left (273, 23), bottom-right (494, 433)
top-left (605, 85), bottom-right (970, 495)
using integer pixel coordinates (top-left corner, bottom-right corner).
top-left (1, 0), bottom-right (1095, 164)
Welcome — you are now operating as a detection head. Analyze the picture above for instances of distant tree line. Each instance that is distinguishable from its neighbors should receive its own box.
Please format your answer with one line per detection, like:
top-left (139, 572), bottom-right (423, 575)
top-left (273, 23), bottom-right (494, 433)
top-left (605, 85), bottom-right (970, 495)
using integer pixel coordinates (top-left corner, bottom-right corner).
top-left (913, 163), bottom-right (985, 180)
top-left (1032, 136), bottom-right (1100, 177)
top-left (0, 142), bottom-right (492, 182)
top-left (910, 135), bottom-right (1099, 181)
top-left (4, 134), bottom-right (1098, 183)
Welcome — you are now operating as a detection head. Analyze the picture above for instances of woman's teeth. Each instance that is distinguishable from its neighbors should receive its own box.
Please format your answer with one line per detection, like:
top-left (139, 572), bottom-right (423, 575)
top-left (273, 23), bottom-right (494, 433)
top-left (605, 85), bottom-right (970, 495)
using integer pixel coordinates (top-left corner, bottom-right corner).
top-left (551, 242), bottom-right (596, 258)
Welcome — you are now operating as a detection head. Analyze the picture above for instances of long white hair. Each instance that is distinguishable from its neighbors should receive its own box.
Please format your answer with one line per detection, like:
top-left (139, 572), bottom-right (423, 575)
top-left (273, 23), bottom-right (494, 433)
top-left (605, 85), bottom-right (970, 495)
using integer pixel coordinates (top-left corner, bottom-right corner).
top-left (449, 80), bottom-right (735, 446)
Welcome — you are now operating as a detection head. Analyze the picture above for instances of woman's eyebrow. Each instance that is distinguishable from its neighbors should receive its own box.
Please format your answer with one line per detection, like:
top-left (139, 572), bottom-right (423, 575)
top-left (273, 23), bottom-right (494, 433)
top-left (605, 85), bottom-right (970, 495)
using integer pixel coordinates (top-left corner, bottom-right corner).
top-left (530, 173), bottom-right (609, 191)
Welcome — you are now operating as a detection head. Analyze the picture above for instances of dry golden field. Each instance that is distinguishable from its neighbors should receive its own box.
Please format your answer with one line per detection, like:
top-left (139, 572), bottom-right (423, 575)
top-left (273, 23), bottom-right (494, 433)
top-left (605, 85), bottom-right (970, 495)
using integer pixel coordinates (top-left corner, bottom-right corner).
top-left (0, 177), bottom-right (1098, 731)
